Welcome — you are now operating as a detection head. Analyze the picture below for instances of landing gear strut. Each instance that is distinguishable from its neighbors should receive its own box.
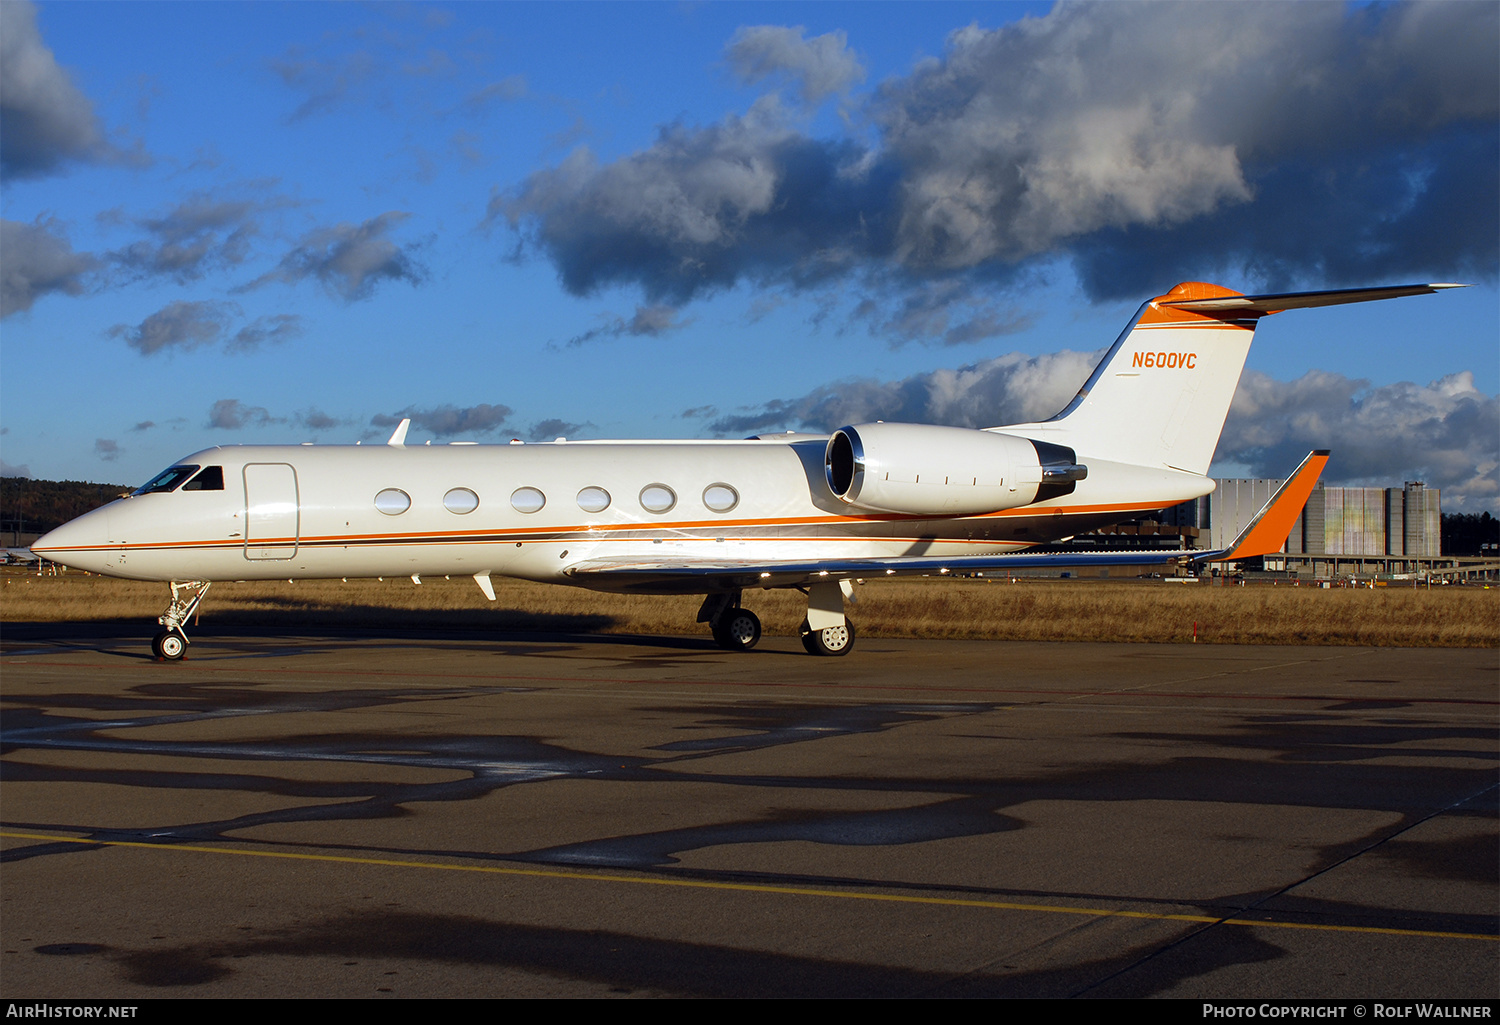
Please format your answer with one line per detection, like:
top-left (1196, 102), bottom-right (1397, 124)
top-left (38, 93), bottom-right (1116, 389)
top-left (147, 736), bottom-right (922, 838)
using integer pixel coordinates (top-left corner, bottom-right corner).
top-left (154, 580), bottom-right (211, 661)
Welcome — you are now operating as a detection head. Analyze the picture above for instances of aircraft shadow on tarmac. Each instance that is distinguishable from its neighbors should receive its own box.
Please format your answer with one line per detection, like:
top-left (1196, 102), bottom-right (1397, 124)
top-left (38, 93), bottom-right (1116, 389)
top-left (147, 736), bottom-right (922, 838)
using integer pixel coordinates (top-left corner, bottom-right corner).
top-left (32, 906), bottom-right (1290, 997)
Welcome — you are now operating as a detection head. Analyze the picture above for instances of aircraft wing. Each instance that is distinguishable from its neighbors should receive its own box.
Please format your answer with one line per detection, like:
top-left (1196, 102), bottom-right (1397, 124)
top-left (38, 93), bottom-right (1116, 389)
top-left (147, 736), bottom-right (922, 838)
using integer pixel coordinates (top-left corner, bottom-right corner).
top-left (564, 548), bottom-right (1195, 593)
top-left (566, 451), bottom-right (1330, 593)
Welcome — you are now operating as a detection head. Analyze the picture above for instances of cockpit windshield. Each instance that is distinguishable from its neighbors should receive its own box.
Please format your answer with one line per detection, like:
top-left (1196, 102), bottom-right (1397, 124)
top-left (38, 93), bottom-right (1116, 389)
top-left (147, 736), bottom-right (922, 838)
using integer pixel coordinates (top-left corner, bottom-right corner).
top-left (133, 465), bottom-right (200, 496)
top-left (182, 466), bottom-right (224, 491)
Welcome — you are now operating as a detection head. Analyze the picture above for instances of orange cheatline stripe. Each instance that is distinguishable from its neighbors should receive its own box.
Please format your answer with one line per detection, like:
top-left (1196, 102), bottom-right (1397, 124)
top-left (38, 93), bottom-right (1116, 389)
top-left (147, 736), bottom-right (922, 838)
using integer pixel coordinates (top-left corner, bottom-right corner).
top-left (0, 832), bottom-right (1492, 941)
top-left (1224, 453), bottom-right (1329, 561)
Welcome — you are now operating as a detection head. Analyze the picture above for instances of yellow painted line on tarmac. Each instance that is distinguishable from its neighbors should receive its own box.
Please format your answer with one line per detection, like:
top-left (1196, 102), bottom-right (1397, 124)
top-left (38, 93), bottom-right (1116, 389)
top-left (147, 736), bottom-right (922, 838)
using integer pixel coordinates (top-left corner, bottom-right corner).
top-left (3, 830), bottom-right (1493, 943)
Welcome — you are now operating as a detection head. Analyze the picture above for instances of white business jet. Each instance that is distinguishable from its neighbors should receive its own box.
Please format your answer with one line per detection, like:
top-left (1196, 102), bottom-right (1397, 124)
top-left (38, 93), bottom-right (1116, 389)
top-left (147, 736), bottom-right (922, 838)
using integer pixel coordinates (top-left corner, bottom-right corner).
top-left (33, 281), bottom-right (1464, 659)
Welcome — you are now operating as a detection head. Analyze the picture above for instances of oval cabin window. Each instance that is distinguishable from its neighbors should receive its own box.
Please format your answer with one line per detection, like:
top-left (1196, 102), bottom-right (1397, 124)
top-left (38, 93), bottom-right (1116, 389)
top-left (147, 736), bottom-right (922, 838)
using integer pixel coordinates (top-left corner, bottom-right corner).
top-left (577, 486), bottom-right (611, 513)
top-left (510, 487), bottom-right (546, 514)
top-left (443, 488), bottom-right (480, 514)
top-left (374, 488), bottom-right (411, 515)
top-left (703, 484), bottom-right (739, 513)
top-left (639, 484), bottom-right (676, 514)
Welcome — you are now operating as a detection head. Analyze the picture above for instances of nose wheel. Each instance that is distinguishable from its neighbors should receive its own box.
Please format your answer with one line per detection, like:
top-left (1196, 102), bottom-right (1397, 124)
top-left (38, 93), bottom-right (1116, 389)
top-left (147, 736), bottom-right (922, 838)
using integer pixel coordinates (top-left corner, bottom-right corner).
top-left (152, 630), bottom-right (186, 661)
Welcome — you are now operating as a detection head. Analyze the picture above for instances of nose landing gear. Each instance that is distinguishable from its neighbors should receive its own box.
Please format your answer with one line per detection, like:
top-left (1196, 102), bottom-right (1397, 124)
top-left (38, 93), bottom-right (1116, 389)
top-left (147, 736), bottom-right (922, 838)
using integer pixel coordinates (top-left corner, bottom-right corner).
top-left (153, 580), bottom-right (211, 661)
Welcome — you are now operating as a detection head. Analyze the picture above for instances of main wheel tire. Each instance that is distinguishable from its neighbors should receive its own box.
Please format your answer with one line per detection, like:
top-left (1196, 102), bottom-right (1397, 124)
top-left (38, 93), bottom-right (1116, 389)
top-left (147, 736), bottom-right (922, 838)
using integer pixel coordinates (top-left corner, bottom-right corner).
top-left (799, 624), bottom-right (818, 655)
top-left (152, 630), bottom-right (186, 660)
top-left (711, 608), bottom-right (761, 651)
top-left (799, 618), bottom-right (855, 656)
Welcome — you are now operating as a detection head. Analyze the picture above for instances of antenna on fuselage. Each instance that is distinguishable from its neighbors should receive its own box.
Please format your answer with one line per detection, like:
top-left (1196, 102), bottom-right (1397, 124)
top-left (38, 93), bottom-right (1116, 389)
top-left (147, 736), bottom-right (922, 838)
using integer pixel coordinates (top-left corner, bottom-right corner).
top-left (386, 418), bottom-right (411, 447)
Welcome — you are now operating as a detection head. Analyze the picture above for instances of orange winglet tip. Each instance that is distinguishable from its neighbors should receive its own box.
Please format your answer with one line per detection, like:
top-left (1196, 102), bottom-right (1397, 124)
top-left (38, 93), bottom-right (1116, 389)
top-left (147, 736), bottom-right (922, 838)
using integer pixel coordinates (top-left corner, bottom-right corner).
top-left (1219, 450), bottom-right (1330, 561)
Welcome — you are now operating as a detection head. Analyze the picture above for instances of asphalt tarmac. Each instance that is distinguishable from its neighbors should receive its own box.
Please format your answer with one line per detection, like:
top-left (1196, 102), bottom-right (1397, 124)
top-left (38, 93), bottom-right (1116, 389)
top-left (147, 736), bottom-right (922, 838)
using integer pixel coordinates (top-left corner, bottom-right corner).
top-left (1, 623), bottom-right (1496, 998)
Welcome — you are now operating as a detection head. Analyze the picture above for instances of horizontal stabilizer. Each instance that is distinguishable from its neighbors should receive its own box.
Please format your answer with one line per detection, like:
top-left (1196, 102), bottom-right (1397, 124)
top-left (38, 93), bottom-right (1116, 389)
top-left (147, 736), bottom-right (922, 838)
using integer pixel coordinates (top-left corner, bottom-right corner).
top-left (1161, 283), bottom-right (1467, 315)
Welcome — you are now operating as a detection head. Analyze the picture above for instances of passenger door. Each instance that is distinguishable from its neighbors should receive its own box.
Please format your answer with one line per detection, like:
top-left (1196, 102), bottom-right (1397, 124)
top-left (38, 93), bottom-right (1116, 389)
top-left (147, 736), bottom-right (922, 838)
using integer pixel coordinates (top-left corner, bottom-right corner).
top-left (243, 463), bottom-right (299, 560)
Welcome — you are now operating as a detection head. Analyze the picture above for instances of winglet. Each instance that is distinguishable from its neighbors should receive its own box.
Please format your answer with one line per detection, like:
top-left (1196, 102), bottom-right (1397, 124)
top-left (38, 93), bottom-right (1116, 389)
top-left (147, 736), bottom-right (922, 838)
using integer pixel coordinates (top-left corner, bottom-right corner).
top-left (386, 418), bottom-right (411, 447)
top-left (1213, 450), bottom-right (1330, 562)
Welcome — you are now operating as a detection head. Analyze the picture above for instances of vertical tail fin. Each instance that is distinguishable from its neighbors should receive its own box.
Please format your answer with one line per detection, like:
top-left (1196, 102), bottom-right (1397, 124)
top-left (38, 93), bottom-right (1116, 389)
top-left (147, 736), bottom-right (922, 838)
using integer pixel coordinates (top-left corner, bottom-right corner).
top-left (1027, 282), bottom-right (1260, 475)
top-left (1003, 281), bottom-right (1464, 476)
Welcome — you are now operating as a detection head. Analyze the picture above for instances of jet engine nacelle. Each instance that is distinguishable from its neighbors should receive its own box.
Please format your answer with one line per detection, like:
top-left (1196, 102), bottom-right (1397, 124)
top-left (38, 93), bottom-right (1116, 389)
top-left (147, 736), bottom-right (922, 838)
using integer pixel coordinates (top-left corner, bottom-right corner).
top-left (824, 423), bottom-right (1086, 516)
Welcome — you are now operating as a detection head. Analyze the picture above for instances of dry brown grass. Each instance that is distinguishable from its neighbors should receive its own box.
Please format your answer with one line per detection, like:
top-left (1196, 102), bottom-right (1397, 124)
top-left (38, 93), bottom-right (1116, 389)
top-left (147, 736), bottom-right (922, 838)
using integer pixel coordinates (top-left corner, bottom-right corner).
top-left (3, 567), bottom-right (1495, 647)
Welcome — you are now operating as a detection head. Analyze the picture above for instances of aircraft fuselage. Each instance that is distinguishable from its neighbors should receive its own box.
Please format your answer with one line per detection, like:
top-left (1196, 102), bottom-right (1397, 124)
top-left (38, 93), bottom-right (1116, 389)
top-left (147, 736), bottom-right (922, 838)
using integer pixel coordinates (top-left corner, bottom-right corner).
top-left (38, 437), bottom-right (1211, 593)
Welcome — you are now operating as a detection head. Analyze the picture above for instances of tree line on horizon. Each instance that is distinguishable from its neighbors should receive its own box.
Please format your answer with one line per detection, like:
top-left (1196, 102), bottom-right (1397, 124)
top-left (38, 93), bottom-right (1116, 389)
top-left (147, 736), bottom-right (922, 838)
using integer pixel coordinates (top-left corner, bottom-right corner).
top-left (1, 477), bottom-right (134, 537)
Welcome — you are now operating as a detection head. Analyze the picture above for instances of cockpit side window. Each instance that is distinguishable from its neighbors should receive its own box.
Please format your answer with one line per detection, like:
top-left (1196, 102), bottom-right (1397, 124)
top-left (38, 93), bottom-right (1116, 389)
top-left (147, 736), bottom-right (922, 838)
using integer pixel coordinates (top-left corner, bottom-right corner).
top-left (133, 465), bottom-right (200, 495)
top-left (181, 466), bottom-right (224, 491)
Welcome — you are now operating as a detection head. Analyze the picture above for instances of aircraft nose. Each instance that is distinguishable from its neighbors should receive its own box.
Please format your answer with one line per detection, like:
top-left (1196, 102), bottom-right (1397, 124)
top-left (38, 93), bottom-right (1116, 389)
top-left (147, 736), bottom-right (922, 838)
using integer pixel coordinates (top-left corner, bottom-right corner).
top-left (32, 507), bottom-right (113, 573)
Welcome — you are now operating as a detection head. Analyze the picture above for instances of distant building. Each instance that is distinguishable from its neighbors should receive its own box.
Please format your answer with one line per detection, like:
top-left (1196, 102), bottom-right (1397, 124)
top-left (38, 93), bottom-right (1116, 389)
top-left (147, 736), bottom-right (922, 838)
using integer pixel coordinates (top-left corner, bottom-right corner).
top-left (1167, 479), bottom-right (1441, 557)
top-left (1061, 478), bottom-right (1491, 579)
top-left (1292, 481), bottom-right (1439, 557)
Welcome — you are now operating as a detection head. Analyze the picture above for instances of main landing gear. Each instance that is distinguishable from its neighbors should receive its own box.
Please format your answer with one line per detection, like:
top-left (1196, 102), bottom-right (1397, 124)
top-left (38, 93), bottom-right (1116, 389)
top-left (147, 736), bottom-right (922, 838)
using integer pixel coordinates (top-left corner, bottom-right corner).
top-left (699, 593), bottom-right (762, 651)
top-left (799, 618), bottom-right (855, 656)
top-left (152, 580), bottom-right (211, 661)
top-left (698, 579), bottom-right (857, 656)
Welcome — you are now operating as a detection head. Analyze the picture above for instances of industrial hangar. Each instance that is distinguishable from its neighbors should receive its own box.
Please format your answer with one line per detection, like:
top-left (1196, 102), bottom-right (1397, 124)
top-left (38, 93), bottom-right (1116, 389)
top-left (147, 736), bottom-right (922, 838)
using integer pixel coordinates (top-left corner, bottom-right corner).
top-left (1062, 479), bottom-right (1497, 582)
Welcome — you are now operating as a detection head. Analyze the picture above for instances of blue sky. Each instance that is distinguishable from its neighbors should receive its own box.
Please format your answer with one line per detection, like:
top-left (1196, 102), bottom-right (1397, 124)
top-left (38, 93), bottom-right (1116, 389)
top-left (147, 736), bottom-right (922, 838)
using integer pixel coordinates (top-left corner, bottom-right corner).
top-left (2, 1), bottom-right (1497, 510)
